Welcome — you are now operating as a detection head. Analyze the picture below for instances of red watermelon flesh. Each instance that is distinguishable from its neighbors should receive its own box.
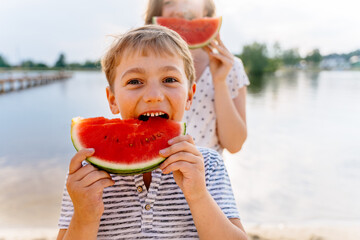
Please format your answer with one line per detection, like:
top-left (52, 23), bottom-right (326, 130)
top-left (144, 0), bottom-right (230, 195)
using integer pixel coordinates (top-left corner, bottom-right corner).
top-left (71, 117), bottom-right (186, 175)
top-left (153, 17), bottom-right (222, 49)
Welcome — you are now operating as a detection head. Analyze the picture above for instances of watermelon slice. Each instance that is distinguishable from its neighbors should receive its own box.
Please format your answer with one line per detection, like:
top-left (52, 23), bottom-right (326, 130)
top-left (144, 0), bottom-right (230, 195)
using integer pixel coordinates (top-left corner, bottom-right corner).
top-left (71, 117), bottom-right (186, 175)
top-left (153, 17), bottom-right (222, 49)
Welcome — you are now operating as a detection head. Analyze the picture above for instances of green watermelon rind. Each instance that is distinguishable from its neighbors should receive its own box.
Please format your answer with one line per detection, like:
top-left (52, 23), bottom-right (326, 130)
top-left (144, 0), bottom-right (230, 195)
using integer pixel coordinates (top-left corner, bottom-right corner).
top-left (152, 16), bottom-right (222, 49)
top-left (86, 157), bottom-right (166, 175)
top-left (71, 117), bottom-right (186, 175)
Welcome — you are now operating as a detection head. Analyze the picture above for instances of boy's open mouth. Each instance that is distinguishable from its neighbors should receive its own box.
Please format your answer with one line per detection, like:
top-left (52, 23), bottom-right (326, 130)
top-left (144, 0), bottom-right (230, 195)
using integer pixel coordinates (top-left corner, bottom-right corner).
top-left (138, 112), bottom-right (169, 121)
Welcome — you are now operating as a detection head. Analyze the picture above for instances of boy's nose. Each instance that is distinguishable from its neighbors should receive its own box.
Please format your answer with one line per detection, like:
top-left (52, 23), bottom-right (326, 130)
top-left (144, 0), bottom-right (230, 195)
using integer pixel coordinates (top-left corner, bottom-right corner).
top-left (143, 85), bottom-right (164, 103)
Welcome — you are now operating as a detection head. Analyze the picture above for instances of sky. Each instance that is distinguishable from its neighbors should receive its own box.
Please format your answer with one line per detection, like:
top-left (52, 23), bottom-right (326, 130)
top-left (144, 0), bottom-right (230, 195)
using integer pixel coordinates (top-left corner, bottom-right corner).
top-left (1, 0), bottom-right (359, 65)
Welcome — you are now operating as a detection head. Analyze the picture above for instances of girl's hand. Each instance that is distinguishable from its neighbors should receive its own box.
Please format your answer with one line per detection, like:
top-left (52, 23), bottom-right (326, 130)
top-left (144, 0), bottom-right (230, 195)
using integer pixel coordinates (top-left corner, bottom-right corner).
top-left (66, 149), bottom-right (115, 223)
top-left (159, 135), bottom-right (207, 202)
top-left (203, 34), bottom-right (234, 84)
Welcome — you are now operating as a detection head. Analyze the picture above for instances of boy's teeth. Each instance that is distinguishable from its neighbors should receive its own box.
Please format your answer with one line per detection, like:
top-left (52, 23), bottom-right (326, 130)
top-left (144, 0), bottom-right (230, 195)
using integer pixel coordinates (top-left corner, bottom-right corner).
top-left (142, 112), bottom-right (165, 117)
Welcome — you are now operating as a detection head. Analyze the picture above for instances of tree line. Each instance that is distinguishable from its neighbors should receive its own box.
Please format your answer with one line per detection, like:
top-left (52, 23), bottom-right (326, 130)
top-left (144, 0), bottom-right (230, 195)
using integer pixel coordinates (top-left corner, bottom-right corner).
top-left (0, 53), bottom-right (100, 70)
top-left (1, 46), bottom-right (359, 74)
top-left (237, 43), bottom-right (360, 75)
top-left (237, 42), bottom-right (323, 75)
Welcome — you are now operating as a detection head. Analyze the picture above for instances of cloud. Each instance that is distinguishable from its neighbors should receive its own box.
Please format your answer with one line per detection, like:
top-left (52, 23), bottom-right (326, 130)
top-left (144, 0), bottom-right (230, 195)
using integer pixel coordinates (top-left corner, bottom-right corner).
top-left (215, 0), bottom-right (360, 55)
top-left (0, 0), bottom-right (359, 63)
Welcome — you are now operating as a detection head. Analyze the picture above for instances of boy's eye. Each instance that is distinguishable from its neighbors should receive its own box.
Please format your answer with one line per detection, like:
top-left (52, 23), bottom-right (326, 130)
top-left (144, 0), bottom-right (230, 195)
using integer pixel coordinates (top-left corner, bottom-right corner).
top-left (127, 79), bottom-right (142, 85)
top-left (163, 77), bottom-right (178, 83)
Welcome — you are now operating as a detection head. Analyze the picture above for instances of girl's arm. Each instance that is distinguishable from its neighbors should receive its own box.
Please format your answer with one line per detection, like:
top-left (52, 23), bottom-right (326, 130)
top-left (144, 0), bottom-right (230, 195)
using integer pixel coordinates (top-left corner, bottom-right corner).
top-left (214, 82), bottom-right (247, 153)
top-left (203, 35), bottom-right (248, 153)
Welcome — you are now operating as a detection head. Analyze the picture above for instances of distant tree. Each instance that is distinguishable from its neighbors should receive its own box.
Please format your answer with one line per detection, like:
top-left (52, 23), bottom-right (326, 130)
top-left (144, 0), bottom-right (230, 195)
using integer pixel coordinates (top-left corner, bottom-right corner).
top-left (305, 49), bottom-right (322, 65)
top-left (266, 58), bottom-right (281, 72)
top-left (83, 60), bottom-right (101, 69)
top-left (239, 42), bottom-right (269, 75)
top-left (68, 62), bottom-right (82, 69)
top-left (54, 53), bottom-right (66, 68)
top-left (269, 42), bottom-right (282, 59)
top-left (0, 54), bottom-right (11, 67)
top-left (345, 49), bottom-right (360, 60)
top-left (67, 60), bottom-right (101, 70)
top-left (267, 42), bottom-right (282, 71)
top-left (35, 63), bottom-right (48, 68)
top-left (21, 60), bottom-right (36, 68)
top-left (20, 60), bottom-right (48, 69)
top-left (282, 48), bottom-right (301, 66)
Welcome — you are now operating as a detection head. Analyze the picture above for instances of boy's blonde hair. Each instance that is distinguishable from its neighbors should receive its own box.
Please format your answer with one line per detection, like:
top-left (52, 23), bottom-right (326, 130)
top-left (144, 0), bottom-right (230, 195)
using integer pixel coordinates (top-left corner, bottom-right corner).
top-left (144, 0), bottom-right (216, 24)
top-left (102, 25), bottom-right (195, 90)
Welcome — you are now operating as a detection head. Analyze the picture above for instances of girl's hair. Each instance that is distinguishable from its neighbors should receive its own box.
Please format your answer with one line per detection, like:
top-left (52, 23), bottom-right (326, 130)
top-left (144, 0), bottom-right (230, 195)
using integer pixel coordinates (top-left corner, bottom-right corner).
top-left (144, 0), bottom-right (216, 24)
top-left (101, 25), bottom-right (195, 90)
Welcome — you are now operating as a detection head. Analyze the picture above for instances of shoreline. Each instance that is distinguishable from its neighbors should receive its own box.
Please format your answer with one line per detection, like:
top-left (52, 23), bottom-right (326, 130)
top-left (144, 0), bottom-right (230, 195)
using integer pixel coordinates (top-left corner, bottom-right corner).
top-left (1, 224), bottom-right (359, 240)
top-left (245, 223), bottom-right (360, 240)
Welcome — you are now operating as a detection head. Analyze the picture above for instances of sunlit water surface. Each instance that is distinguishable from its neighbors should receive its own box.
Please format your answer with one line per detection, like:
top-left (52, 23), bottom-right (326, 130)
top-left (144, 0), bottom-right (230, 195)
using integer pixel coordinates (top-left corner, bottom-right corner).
top-left (0, 70), bottom-right (359, 229)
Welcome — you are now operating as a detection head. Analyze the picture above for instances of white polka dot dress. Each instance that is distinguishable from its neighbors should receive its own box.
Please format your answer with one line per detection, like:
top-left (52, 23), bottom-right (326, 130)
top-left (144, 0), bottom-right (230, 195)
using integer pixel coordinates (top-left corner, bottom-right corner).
top-left (183, 57), bottom-right (250, 154)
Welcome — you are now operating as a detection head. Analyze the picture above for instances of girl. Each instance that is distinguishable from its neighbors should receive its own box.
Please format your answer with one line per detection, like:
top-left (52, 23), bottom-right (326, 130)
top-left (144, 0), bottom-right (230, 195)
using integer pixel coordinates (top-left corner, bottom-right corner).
top-left (145, 0), bottom-right (250, 155)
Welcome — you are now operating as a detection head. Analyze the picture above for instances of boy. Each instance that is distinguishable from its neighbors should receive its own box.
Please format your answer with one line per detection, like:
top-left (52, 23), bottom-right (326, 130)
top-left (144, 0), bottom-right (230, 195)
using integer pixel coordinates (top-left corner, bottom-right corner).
top-left (57, 25), bottom-right (248, 240)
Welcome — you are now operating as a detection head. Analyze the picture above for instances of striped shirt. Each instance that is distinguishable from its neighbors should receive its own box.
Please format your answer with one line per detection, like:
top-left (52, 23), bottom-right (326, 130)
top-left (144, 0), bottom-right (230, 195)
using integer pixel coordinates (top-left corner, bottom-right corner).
top-left (58, 147), bottom-right (239, 239)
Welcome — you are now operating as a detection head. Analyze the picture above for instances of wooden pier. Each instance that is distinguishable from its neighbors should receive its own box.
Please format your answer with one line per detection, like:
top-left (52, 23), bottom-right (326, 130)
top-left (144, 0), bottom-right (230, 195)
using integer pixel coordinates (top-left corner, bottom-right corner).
top-left (0, 72), bottom-right (72, 94)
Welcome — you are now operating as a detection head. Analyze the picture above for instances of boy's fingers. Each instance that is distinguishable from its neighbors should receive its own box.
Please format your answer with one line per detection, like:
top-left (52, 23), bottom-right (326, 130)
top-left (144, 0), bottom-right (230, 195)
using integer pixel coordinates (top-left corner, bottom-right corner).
top-left (69, 148), bottom-right (95, 174)
top-left (71, 164), bottom-right (98, 181)
top-left (81, 170), bottom-right (113, 187)
top-left (90, 178), bottom-right (115, 192)
top-left (168, 134), bottom-right (194, 145)
top-left (159, 152), bottom-right (200, 170)
top-left (162, 161), bottom-right (194, 175)
top-left (160, 139), bottom-right (200, 158)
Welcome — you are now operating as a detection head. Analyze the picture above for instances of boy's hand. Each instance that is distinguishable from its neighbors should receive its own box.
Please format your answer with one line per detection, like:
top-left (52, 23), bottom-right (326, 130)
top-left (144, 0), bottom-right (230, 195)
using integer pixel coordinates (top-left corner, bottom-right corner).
top-left (203, 34), bottom-right (234, 84)
top-left (159, 135), bottom-right (207, 202)
top-left (66, 148), bottom-right (115, 223)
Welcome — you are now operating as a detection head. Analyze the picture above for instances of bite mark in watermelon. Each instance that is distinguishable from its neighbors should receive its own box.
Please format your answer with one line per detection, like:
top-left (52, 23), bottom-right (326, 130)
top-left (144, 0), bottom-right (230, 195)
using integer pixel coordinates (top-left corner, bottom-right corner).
top-left (71, 117), bottom-right (186, 175)
top-left (153, 17), bottom-right (222, 49)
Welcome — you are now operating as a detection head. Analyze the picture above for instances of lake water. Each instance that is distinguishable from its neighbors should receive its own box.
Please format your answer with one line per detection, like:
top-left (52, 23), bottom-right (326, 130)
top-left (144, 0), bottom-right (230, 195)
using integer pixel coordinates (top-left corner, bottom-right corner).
top-left (0, 70), bottom-right (359, 229)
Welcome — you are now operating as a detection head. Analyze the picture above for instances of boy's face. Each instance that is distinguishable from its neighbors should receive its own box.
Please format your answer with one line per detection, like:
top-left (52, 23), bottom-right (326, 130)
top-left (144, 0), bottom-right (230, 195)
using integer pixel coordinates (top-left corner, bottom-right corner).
top-left (106, 51), bottom-right (196, 122)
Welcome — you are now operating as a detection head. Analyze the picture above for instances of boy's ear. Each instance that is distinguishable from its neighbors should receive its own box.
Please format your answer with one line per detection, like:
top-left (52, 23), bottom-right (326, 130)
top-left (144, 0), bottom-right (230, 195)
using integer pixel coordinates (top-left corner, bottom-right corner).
top-left (106, 86), bottom-right (120, 114)
top-left (185, 82), bottom-right (196, 110)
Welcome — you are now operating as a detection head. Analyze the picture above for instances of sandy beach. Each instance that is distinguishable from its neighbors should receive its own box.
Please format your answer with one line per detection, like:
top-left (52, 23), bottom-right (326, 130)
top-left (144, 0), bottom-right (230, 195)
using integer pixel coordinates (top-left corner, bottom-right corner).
top-left (1, 224), bottom-right (359, 240)
top-left (246, 224), bottom-right (360, 240)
